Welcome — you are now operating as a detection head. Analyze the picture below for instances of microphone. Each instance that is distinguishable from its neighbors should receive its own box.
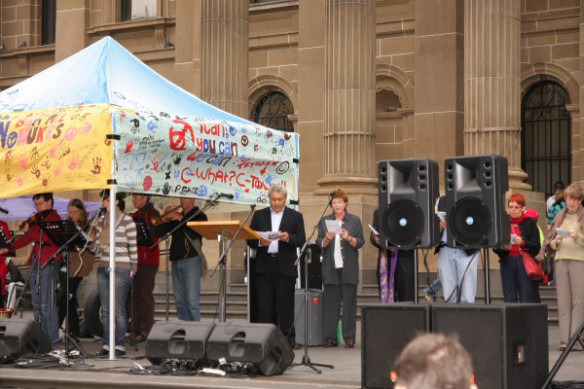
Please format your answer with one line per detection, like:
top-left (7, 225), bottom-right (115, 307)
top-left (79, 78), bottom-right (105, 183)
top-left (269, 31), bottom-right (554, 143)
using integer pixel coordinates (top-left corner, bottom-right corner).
top-left (0, 207), bottom-right (8, 215)
top-left (328, 191), bottom-right (335, 204)
top-left (217, 193), bottom-right (234, 200)
top-left (250, 204), bottom-right (256, 210)
top-left (97, 207), bottom-right (107, 217)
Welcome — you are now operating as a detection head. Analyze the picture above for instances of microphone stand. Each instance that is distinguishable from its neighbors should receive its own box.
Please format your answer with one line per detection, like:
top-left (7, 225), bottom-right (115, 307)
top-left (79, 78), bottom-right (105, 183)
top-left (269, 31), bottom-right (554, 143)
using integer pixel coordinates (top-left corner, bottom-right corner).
top-left (209, 204), bottom-right (256, 322)
top-left (291, 195), bottom-right (334, 373)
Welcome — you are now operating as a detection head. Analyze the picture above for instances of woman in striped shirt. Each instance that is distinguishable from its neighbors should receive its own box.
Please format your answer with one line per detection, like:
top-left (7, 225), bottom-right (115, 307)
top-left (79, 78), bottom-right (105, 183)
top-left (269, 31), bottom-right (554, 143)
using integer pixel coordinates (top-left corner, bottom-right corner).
top-left (91, 190), bottom-right (137, 357)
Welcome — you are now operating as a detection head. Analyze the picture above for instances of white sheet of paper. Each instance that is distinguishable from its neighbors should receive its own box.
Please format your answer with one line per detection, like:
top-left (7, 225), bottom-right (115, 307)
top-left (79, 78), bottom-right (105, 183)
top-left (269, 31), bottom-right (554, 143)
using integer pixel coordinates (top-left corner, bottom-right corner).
top-left (326, 219), bottom-right (343, 234)
top-left (257, 231), bottom-right (281, 240)
top-left (556, 229), bottom-right (571, 238)
top-left (436, 211), bottom-right (446, 221)
top-left (368, 224), bottom-right (379, 236)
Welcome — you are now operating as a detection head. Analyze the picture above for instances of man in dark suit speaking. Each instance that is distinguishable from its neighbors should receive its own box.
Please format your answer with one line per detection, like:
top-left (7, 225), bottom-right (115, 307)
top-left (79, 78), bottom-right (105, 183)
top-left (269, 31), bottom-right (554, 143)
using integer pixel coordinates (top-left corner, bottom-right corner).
top-left (247, 184), bottom-right (306, 348)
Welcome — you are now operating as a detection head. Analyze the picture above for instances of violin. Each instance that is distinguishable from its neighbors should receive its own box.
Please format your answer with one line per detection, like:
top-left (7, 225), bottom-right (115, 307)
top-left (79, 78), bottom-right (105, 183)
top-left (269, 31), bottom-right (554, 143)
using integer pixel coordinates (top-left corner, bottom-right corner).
top-left (18, 209), bottom-right (52, 230)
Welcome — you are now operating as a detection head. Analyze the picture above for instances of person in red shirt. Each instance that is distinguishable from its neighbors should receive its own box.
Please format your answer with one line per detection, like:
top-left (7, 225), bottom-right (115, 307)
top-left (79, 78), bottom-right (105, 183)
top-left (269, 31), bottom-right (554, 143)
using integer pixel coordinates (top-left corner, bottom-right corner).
top-left (130, 194), bottom-right (160, 342)
top-left (6, 193), bottom-right (62, 348)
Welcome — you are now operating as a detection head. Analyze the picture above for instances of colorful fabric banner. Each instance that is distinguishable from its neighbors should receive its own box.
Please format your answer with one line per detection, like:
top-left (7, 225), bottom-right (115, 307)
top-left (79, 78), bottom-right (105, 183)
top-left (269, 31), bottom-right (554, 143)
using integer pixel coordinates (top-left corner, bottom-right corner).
top-left (0, 105), bottom-right (113, 198)
top-left (112, 109), bottom-right (300, 204)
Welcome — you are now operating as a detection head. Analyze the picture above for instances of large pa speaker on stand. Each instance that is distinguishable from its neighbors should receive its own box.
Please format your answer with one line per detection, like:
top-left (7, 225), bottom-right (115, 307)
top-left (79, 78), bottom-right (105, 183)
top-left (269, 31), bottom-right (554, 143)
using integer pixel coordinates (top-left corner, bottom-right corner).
top-left (377, 159), bottom-right (440, 249)
top-left (0, 318), bottom-right (51, 359)
top-left (444, 154), bottom-right (510, 248)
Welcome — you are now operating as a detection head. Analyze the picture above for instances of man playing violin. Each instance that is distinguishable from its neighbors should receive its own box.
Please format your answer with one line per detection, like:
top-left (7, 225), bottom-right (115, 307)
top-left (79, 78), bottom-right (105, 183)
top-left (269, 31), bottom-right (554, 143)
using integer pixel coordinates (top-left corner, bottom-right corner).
top-left (3, 193), bottom-right (62, 348)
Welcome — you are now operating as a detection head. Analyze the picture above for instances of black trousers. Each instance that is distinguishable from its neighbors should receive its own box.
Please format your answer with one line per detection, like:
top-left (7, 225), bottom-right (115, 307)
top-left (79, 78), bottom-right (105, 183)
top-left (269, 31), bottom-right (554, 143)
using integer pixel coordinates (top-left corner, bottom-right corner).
top-left (255, 257), bottom-right (296, 346)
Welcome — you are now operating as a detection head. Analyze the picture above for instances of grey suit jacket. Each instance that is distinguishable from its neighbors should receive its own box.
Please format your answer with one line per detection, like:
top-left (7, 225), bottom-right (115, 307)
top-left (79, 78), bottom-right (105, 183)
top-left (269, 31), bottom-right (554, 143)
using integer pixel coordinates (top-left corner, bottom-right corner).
top-left (317, 212), bottom-right (364, 285)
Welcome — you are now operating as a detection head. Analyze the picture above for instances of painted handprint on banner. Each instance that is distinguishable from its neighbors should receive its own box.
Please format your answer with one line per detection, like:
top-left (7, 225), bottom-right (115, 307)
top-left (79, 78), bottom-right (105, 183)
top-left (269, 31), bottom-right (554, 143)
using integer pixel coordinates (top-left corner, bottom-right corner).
top-left (91, 157), bottom-right (102, 175)
top-left (30, 165), bottom-right (41, 179)
top-left (69, 154), bottom-right (81, 170)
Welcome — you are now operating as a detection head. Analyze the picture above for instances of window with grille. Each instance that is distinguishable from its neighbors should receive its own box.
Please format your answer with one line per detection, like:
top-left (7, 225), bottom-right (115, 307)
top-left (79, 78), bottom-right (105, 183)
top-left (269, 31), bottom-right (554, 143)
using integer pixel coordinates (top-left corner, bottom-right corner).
top-left (252, 92), bottom-right (294, 132)
top-left (521, 81), bottom-right (571, 198)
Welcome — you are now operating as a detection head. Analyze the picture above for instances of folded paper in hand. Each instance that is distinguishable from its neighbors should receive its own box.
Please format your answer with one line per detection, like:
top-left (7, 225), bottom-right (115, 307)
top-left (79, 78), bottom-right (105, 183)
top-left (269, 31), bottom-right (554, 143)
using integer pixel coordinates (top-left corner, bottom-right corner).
top-left (556, 229), bottom-right (571, 238)
top-left (325, 220), bottom-right (342, 234)
top-left (257, 231), bottom-right (281, 240)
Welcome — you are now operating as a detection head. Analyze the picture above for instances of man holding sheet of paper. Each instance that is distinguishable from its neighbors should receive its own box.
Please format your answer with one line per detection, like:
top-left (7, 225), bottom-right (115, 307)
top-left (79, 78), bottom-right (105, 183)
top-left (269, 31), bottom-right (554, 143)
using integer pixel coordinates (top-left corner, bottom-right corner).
top-left (247, 184), bottom-right (306, 348)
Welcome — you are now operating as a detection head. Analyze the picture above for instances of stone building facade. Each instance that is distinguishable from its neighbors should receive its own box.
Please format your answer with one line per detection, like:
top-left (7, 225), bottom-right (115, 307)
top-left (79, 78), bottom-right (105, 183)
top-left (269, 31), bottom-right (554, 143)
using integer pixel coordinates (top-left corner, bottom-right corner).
top-left (1, 0), bottom-right (582, 285)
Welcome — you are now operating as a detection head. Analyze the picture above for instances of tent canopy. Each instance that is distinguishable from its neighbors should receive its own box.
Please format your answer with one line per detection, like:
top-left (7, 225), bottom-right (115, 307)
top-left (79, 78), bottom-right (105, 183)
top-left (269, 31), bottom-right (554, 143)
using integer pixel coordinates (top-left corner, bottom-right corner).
top-left (0, 37), bottom-right (299, 204)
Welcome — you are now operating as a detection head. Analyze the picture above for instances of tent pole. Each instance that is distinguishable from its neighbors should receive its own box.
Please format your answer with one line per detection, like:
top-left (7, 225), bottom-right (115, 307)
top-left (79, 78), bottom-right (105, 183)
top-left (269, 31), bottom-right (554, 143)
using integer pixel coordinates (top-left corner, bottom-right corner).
top-left (108, 186), bottom-right (116, 360)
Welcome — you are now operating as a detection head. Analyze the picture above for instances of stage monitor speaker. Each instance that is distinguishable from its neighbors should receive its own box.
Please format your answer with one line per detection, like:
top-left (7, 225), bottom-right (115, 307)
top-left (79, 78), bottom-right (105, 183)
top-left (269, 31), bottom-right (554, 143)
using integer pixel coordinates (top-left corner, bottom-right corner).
top-left (444, 154), bottom-right (510, 248)
top-left (378, 159), bottom-right (440, 249)
top-left (145, 320), bottom-right (215, 365)
top-left (362, 303), bottom-right (430, 389)
top-left (432, 304), bottom-right (548, 389)
top-left (294, 289), bottom-right (324, 346)
top-left (206, 322), bottom-right (294, 376)
top-left (0, 318), bottom-right (51, 359)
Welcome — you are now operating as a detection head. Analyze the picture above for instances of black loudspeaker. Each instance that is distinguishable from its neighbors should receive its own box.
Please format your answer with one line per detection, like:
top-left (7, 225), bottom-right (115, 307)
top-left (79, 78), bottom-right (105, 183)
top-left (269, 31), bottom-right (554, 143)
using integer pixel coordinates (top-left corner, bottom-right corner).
top-left (145, 320), bottom-right (215, 365)
top-left (206, 322), bottom-right (294, 376)
top-left (444, 154), bottom-right (510, 248)
top-left (0, 318), bottom-right (51, 358)
top-left (362, 303), bottom-right (431, 389)
top-left (378, 159), bottom-right (440, 249)
top-left (432, 304), bottom-right (548, 389)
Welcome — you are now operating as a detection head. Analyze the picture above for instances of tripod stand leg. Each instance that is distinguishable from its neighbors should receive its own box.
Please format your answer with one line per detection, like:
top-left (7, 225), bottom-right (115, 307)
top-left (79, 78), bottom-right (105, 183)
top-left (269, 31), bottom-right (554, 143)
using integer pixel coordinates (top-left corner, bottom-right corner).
top-left (541, 320), bottom-right (584, 389)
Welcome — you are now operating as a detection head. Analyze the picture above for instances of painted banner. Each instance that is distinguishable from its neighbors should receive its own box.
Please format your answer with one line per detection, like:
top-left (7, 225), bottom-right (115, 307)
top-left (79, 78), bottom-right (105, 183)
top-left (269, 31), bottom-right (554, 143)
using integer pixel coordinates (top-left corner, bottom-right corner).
top-left (0, 105), bottom-right (113, 198)
top-left (113, 109), bottom-right (300, 205)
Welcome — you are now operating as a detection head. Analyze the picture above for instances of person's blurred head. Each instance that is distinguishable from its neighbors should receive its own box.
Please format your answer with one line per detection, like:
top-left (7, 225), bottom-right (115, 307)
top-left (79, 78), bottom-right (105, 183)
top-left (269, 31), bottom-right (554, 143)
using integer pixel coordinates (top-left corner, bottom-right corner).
top-left (132, 194), bottom-right (150, 210)
top-left (180, 197), bottom-right (195, 213)
top-left (331, 187), bottom-right (348, 215)
top-left (563, 183), bottom-right (583, 213)
top-left (507, 193), bottom-right (526, 219)
top-left (67, 198), bottom-right (88, 227)
top-left (554, 188), bottom-right (565, 203)
top-left (99, 190), bottom-right (126, 212)
top-left (393, 333), bottom-right (477, 389)
top-left (33, 193), bottom-right (54, 212)
top-left (553, 181), bottom-right (565, 192)
top-left (268, 184), bottom-right (287, 213)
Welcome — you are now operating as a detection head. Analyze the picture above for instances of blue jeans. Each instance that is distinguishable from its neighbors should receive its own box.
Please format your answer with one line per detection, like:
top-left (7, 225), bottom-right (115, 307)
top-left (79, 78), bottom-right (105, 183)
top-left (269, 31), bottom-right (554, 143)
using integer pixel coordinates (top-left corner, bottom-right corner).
top-left (500, 255), bottom-right (535, 302)
top-left (438, 247), bottom-right (479, 303)
top-left (30, 261), bottom-right (60, 348)
top-left (172, 256), bottom-right (201, 321)
top-left (97, 267), bottom-right (133, 348)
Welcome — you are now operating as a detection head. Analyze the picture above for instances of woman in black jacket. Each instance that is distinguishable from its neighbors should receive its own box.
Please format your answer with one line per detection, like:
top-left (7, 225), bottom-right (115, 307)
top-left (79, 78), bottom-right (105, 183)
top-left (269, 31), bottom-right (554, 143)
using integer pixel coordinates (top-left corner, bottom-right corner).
top-left (494, 193), bottom-right (541, 302)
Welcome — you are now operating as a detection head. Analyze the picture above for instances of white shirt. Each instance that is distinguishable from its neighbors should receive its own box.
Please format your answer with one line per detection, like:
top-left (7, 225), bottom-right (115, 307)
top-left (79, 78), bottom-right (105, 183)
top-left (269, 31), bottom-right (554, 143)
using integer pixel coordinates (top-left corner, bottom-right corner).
top-left (268, 208), bottom-right (284, 253)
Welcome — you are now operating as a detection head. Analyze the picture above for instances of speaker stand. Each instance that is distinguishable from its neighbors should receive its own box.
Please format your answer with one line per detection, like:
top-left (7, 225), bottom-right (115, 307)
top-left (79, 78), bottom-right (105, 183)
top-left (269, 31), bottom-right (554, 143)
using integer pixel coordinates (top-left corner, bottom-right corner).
top-left (542, 320), bottom-right (584, 389)
top-left (482, 248), bottom-right (491, 305)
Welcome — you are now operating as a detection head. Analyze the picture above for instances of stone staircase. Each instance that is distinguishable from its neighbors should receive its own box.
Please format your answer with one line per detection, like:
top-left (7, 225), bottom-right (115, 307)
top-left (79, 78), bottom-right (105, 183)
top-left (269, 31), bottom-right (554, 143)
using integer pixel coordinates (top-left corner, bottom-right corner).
top-left (154, 278), bottom-right (559, 325)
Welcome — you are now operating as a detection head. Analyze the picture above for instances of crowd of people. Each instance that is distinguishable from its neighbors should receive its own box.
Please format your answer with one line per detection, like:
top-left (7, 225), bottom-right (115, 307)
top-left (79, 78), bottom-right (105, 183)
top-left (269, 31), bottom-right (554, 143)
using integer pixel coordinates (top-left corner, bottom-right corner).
top-left (0, 179), bottom-right (581, 371)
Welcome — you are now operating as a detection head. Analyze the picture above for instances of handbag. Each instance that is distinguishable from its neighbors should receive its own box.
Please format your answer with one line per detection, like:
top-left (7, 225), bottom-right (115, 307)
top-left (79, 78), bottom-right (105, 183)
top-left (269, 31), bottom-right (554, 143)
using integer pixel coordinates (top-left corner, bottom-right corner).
top-left (521, 250), bottom-right (544, 280)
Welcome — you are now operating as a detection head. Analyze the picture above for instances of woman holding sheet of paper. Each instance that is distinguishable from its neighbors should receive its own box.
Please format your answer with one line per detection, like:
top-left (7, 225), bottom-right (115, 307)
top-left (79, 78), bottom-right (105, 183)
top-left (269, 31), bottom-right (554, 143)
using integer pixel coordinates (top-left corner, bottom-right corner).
top-left (544, 183), bottom-right (584, 352)
top-left (317, 188), bottom-right (364, 348)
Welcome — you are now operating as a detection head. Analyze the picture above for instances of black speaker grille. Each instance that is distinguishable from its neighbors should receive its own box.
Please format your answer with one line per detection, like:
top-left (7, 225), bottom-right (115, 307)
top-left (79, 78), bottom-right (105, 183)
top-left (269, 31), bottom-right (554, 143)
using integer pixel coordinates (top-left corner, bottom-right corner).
top-left (448, 197), bottom-right (491, 246)
top-left (381, 198), bottom-right (424, 247)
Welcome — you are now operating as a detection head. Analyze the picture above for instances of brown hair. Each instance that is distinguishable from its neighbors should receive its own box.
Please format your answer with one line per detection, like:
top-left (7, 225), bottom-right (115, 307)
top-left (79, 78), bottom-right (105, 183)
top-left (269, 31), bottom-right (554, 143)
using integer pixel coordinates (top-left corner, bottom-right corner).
top-left (564, 183), bottom-right (584, 201)
top-left (67, 198), bottom-right (88, 227)
top-left (331, 187), bottom-right (348, 204)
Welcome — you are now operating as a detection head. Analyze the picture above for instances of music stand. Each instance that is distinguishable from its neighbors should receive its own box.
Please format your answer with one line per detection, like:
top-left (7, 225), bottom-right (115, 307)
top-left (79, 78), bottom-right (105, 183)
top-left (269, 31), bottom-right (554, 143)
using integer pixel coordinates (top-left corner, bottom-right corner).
top-left (42, 220), bottom-right (89, 357)
top-left (188, 221), bottom-right (259, 322)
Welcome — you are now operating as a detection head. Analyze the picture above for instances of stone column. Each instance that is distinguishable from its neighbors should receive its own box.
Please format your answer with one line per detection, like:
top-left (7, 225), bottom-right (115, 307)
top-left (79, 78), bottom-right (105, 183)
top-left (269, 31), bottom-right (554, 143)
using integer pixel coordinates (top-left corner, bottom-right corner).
top-left (175, 0), bottom-right (202, 95)
top-left (317, 0), bottom-right (377, 195)
top-left (464, 0), bottom-right (530, 189)
top-left (55, 0), bottom-right (88, 61)
top-left (200, 0), bottom-right (249, 118)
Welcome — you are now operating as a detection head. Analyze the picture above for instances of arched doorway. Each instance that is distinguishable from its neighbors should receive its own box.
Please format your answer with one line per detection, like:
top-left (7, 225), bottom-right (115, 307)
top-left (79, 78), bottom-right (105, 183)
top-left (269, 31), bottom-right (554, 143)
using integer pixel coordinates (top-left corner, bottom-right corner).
top-left (521, 81), bottom-right (571, 198)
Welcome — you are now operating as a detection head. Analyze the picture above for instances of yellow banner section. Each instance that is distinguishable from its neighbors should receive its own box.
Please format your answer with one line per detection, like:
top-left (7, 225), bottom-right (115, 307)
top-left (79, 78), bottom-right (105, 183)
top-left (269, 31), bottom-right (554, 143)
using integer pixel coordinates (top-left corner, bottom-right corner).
top-left (0, 104), bottom-right (113, 198)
